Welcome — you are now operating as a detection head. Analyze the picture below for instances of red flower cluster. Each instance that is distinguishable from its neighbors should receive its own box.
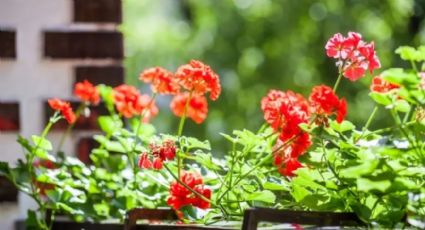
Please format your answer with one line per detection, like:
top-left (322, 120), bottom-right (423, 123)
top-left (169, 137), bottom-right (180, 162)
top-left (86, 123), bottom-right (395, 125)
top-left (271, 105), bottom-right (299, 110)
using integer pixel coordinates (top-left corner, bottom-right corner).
top-left (74, 80), bottom-right (100, 105)
top-left (139, 60), bottom-right (221, 124)
top-left (138, 140), bottom-right (177, 170)
top-left (113, 85), bottom-right (158, 121)
top-left (170, 92), bottom-right (208, 124)
top-left (370, 75), bottom-right (400, 93)
top-left (261, 90), bottom-right (311, 177)
top-left (325, 32), bottom-right (381, 81)
top-left (140, 67), bottom-right (180, 95)
top-left (33, 159), bottom-right (57, 169)
top-left (273, 143), bottom-right (303, 177)
top-left (167, 172), bottom-right (211, 211)
top-left (262, 86), bottom-right (348, 177)
top-left (48, 99), bottom-right (76, 124)
top-left (175, 60), bottom-right (221, 101)
top-left (309, 85), bottom-right (347, 124)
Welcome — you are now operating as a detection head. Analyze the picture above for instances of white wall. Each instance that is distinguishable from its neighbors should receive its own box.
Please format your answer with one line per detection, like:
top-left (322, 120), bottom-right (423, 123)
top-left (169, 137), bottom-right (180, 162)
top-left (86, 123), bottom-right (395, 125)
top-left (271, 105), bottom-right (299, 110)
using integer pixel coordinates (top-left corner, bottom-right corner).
top-left (0, 1), bottom-right (72, 229)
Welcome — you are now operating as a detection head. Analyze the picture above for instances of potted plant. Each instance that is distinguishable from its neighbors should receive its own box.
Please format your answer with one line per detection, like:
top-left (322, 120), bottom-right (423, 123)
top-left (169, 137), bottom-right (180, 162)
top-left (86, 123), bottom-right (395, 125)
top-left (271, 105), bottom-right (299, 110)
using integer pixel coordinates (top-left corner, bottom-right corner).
top-left (2, 31), bottom-right (424, 230)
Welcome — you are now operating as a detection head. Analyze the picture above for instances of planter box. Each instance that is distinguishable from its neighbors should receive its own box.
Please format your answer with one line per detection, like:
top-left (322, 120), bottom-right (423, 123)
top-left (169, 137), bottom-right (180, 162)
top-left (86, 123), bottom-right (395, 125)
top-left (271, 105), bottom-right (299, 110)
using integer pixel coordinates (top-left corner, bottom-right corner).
top-left (15, 219), bottom-right (122, 230)
top-left (15, 208), bottom-right (364, 230)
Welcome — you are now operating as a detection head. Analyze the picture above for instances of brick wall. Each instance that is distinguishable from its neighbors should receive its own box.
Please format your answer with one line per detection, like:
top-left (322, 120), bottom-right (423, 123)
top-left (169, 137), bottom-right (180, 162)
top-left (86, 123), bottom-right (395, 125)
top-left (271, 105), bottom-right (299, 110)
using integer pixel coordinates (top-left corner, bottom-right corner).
top-left (0, 1), bottom-right (123, 229)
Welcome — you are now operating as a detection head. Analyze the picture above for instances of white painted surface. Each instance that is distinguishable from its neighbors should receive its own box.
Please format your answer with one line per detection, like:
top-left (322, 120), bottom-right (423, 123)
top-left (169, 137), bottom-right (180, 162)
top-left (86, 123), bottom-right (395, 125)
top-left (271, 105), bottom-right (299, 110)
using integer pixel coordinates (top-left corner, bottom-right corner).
top-left (0, 1), bottom-right (72, 229)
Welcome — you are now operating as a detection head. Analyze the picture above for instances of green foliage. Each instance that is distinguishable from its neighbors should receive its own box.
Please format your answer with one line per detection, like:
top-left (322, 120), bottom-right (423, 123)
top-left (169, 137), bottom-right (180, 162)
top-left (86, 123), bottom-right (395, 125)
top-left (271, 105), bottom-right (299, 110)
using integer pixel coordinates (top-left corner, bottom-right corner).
top-left (2, 23), bottom-right (425, 229)
top-left (122, 0), bottom-right (420, 152)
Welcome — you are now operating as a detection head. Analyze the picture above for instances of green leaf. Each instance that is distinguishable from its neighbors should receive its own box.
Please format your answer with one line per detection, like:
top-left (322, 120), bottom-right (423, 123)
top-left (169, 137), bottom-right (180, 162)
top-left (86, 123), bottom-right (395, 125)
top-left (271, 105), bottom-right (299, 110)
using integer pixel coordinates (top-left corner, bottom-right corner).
top-left (340, 160), bottom-right (379, 178)
top-left (31, 135), bottom-right (52, 151)
top-left (180, 205), bottom-right (199, 220)
top-left (33, 149), bottom-right (56, 161)
top-left (393, 100), bottom-right (410, 113)
top-left (26, 210), bottom-right (41, 229)
top-left (330, 120), bottom-right (355, 133)
top-left (291, 184), bottom-right (310, 202)
top-left (93, 135), bottom-right (126, 153)
top-left (57, 202), bottom-right (82, 215)
top-left (130, 119), bottom-right (156, 139)
top-left (0, 161), bottom-right (10, 177)
top-left (193, 152), bottom-right (221, 170)
top-left (395, 46), bottom-right (420, 61)
top-left (98, 116), bottom-right (120, 135)
top-left (46, 190), bottom-right (61, 203)
top-left (263, 181), bottom-right (288, 191)
top-left (381, 68), bottom-right (420, 86)
top-left (97, 84), bottom-right (115, 113)
top-left (369, 92), bottom-right (392, 106)
top-left (220, 133), bottom-right (236, 143)
top-left (357, 178), bottom-right (391, 193)
top-left (244, 190), bottom-right (276, 203)
top-left (185, 137), bottom-right (211, 150)
top-left (94, 203), bottom-right (110, 217)
top-left (17, 135), bottom-right (33, 152)
top-left (90, 148), bottom-right (110, 165)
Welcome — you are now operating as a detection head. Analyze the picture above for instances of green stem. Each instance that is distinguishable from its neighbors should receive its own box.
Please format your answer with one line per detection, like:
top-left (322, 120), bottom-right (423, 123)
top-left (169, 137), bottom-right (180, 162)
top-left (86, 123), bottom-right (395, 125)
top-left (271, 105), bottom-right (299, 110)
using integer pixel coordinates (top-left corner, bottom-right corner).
top-left (56, 103), bottom-right (85, 154)
top-left (356, 106), bottom-right (378, 142)
top-left (177, 91), bottom-right (193, 137)
top-left (333, 70), bottom-right (344, 92)
top-left (227, 140), bottom-right (237, 202)
top-left (28, 112), bottom-right (58, 230)
top-left (176, 91), bottom-right (193, 178)
top-left (130, 93), bottom-right (157, 190)
top-left (321, 140), bottom-right (358, 199)
top-left (410, 60), bottom-right (418, 73)
top-left (217, 134), bottom-right (298, 203)
top-left (364, 120), bottom-right (417, 137)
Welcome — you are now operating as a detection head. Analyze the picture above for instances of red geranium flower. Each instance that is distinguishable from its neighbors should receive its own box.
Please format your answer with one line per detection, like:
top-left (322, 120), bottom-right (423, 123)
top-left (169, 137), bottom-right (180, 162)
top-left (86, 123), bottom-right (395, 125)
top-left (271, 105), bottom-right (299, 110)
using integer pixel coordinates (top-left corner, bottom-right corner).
top-left (170, 92), bottom-right (208, 124)
top-left (138, 153), bottom-right (153, 169)
top-left (325, 32), bottom-right (381, 81)
top-left (113, 85), bottom-right (158, 121)
top-left (74, 80), bottom-right (100, 105)
top-left (175, 60), bottom-right (221, 101)
top-left (33, 159), bottom-right (57, 169)
top-left (261, 90), bottom-right (309, 133)
top-left (140, 67), bottom-right (180, 95)
top-left (370, 75), bottom-right (400, 93)
top-left (262, 90), bottom-right (311, 177)
top-left (139, 94), bottom-right (159, 123)
top-left (275, 154), bottom-right (303, 177)
top-left (167, 172), bottom-right (211, 211)
top-left (139, 140), bottom-right (177, 170)
top-left (48, 98), bottom-right (76, 124)
top-left (273, 136), bottom-right (309, 177)
top-left (309, 85), bottom-right (347, 123)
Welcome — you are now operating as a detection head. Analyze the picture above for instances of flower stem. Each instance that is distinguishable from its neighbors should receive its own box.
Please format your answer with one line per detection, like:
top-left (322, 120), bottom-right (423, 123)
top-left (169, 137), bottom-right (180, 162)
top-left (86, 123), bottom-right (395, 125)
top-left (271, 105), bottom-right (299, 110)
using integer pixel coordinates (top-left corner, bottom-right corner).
top-left (28, 112), bottom-right (58, 230)
top-left (56, 103), bottom-right (85, 154)
top-left (333, 71), bottom-right (344, 92)
top-left (217, 134), bottom-right (298, 203)
top-left (356, 105), bottom-right (378, 142)
top-left (177, 91), bottom-right (193, 136)
top-left (130, 93), bottom-right (157, 190)
top-left (176, 91), bottom-right (193, 178)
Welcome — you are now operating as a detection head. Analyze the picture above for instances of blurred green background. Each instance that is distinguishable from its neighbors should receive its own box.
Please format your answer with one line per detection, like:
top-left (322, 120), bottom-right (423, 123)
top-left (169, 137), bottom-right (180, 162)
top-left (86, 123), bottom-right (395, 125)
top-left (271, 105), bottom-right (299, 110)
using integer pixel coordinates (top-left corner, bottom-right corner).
top-left (121, 0), bottom-right (425, 153)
